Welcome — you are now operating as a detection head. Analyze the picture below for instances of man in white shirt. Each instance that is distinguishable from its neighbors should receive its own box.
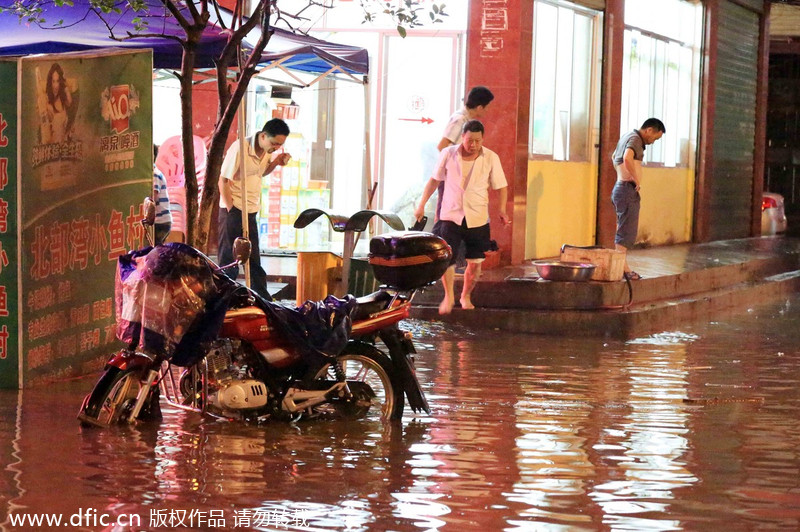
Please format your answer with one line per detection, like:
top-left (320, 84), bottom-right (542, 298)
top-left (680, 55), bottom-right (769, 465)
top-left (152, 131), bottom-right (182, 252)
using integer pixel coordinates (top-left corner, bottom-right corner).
top-left (430, 86), bottom-right (494, 260)
top-left (414, 120), bottom-right (509, 314)
top-left (437, 86), bottom-right (494, 152)
top-left (218, 118), bottom-right (291, 300)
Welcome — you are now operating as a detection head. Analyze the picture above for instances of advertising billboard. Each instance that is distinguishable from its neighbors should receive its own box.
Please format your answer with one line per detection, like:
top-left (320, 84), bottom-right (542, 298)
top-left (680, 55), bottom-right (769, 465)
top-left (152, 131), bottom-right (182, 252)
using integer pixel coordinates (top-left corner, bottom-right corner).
top-left (0, 49), bottom-right (152, 388)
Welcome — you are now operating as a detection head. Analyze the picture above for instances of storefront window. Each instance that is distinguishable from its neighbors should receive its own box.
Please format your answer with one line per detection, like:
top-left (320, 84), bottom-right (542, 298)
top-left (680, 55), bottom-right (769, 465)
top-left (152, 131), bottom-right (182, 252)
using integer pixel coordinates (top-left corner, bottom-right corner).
top-left (530, 0), bottom-right (601, 161)
top-left (248, 77), bottom-right (367, 251)
top-left (621, 0), bottom-right (703, 167)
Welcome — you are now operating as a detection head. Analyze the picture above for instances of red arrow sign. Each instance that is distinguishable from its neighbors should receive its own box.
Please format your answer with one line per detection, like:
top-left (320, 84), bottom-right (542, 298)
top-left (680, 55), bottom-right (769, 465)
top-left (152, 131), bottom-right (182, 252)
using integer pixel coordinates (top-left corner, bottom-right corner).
top-left (399, 117), bottom-right (433, 124)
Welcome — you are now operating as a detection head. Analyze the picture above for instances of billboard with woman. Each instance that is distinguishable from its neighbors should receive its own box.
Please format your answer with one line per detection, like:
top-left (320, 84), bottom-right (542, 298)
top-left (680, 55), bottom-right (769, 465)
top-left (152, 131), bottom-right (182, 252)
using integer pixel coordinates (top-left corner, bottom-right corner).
top-left (0, 48), bottom-right (152, 387)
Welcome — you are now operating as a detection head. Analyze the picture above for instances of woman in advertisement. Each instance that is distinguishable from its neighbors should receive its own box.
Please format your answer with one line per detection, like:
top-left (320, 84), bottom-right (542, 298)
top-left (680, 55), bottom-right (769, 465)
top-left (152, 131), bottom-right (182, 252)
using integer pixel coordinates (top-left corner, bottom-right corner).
top-left (38, 62), bottom-right (78, 144)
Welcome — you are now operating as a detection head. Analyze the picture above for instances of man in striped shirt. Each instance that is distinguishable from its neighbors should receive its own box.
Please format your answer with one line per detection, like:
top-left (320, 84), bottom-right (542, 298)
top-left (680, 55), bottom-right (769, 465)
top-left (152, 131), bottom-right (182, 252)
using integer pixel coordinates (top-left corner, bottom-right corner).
top-left (153, 145), bottom-right (172, 244)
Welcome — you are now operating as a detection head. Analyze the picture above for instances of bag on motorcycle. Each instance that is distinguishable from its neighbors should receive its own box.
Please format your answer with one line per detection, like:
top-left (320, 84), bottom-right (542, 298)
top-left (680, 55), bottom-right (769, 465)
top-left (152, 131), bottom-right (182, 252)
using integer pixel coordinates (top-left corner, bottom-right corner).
top-left (368, 231), bottom-right (452, 290)
top-left (115, 243), bottom-right (227, 361)
top-left (263, 294), bottom-right (358, 369)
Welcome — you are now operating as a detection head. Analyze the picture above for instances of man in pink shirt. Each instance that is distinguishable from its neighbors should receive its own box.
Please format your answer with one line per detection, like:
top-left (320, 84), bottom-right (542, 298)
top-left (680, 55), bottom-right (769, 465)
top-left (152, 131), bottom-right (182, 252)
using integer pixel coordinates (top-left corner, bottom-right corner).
top-left (414, 120), bottom-right (509, 314)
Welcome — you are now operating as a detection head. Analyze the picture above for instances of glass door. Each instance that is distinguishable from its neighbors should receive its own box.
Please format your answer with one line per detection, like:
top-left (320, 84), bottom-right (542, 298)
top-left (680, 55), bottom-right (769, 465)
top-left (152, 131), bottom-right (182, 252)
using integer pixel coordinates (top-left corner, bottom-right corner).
top-left (378, 34), bottom-right (463, 227)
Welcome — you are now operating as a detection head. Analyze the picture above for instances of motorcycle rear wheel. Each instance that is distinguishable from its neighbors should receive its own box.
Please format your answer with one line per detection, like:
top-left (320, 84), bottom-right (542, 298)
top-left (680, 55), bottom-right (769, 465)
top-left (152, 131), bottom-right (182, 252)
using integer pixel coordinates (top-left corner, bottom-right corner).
top-left (78, 367), bottom-right (142, 427)
top-left (315, 343), bottom-right (404, 421)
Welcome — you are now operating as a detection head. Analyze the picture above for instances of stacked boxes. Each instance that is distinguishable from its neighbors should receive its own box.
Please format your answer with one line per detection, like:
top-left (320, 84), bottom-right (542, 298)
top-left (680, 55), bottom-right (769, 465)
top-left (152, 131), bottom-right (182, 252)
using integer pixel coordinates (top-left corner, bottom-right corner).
top-left (260, 132), bottom-right (326, 249)
top-left (264, 169), bottom-right (282, 248)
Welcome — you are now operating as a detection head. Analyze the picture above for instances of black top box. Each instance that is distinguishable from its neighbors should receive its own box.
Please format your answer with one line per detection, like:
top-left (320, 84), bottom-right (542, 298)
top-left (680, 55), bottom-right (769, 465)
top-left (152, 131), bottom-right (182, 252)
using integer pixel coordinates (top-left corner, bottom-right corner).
top-left (368, 231), bottom-right (452, 290)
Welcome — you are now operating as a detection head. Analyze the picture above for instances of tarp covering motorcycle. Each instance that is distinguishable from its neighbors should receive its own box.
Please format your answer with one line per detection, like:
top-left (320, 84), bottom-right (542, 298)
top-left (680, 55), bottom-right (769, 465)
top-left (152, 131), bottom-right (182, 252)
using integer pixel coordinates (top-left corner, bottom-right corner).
top-left (116, 243), bottom-right (357, 368)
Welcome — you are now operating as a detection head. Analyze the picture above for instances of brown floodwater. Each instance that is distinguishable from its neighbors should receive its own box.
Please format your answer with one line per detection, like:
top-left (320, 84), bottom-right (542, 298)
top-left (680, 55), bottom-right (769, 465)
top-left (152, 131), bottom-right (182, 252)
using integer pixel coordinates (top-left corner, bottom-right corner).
top-left (2, 296), bottom-right (800, 531)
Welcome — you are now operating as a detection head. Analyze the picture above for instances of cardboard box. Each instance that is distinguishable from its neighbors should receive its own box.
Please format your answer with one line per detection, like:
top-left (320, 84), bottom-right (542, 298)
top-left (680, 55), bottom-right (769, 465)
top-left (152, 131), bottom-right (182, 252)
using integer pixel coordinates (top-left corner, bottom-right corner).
top-left (560, 246), bottom-right (625, 281)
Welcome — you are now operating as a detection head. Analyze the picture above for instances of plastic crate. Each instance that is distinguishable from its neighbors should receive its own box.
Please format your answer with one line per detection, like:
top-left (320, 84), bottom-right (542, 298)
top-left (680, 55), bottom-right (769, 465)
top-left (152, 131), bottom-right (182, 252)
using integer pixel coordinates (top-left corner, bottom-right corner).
top-left (348, 257), bottom-right (380, 297)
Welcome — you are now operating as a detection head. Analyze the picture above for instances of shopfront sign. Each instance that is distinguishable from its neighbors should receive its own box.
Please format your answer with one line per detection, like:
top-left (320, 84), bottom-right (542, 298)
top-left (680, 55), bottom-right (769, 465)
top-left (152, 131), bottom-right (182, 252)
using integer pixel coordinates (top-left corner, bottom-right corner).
top-left (0, 49), bottom-right (152, 388)
top-left (0, 60), bottom-right (18, 388)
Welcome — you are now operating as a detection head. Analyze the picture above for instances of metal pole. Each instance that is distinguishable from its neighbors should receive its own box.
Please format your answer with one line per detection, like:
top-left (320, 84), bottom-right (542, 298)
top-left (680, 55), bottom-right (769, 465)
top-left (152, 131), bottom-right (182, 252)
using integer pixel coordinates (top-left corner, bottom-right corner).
top-left (237, 88), bottom-right (251, 289)
top-left (235, 4), bottom-right (251, 290)
top-left (340, 229), bottom-right (355, 297)
top-left (362, 77), bottom-right (375, 237)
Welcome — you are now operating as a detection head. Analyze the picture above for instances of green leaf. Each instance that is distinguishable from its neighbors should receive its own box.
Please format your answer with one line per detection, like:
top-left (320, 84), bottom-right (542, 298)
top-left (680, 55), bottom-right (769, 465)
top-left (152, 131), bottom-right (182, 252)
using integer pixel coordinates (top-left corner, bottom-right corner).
top-left (397, 25), bottom-right (407, 38)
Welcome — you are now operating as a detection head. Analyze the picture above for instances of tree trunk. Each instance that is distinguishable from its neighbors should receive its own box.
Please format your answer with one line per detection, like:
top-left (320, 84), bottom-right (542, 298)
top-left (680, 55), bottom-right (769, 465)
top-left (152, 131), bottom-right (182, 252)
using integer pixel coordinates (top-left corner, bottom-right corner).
top-left (195, 4), bottom-right (272, 253)
top-left (180, 32), bottom-right (200, 245)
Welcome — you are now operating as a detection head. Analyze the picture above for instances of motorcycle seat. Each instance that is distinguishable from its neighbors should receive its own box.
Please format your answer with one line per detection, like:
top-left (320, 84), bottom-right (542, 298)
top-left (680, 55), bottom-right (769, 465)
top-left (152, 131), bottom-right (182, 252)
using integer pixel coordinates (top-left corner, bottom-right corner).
top-left (352, 290), bottom-right (395, 321)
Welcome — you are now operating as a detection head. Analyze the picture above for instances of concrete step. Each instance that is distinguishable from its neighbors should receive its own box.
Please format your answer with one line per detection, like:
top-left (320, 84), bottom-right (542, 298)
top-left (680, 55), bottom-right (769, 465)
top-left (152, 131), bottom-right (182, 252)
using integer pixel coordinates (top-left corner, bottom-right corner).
top-left (412, 253), bottom-right (800, 310)
top-left (410, 269), bottom-right (800, 339)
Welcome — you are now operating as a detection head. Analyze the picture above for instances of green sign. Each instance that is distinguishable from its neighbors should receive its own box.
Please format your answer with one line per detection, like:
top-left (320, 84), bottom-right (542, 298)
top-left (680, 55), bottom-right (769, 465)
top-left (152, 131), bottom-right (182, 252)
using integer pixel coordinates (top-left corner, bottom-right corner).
top-left (0, 61), bottom-right (18, 388)
top-left (12, 49), bottom-right (152, 386)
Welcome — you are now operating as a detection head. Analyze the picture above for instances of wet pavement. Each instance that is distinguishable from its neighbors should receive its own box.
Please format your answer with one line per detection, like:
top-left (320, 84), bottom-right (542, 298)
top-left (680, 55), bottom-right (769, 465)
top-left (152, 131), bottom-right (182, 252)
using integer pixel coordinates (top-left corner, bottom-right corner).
top-left (3, 294), bottom-right (800, 531)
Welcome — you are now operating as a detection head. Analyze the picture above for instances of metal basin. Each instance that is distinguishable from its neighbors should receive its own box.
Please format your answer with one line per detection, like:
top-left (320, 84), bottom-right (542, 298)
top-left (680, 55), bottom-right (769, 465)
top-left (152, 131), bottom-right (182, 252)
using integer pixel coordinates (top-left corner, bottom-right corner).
top-left (533, 260), bottom-right (596, 282)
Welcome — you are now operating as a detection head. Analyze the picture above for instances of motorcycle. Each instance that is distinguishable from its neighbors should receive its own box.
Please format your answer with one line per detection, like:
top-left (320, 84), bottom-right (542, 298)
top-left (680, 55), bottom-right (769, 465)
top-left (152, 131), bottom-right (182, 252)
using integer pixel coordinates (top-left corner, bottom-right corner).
top-left (78, 199), bottom-right (452, 427)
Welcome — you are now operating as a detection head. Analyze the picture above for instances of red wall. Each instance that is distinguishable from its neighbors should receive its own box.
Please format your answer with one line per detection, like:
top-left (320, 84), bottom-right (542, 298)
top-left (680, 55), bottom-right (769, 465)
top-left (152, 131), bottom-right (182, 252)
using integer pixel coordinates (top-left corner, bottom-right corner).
top-left (466, 0), bottom-right (533, 264)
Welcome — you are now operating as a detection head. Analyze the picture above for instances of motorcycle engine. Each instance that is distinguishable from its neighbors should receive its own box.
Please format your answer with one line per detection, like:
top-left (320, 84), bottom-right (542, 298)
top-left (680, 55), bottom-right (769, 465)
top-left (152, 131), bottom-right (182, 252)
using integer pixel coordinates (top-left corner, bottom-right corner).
top-left (205, 339), bottom-right (269, 411)
top-left (212, 380), bottom-right (268, 410)
top-left (205, 339), bottom-right (239, 385)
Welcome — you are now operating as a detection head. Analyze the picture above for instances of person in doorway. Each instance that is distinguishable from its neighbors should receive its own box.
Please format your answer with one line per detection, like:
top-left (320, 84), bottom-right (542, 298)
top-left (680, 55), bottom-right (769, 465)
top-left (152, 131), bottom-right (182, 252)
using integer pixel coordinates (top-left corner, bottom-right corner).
top-left (433, 86), bottom-right (495, 223)
top-left (430, 86), bottom-right (495, 267)
top-left (153, 144), bottom-right (172, 244)
top-left (218, 118), bottom-right (292, 301)
top-left (611, 117), bottom-right (666, 280)
top-left (414, 120), bottom-right (509, 315)
top-left (437, 86), bottom-right (494, 152)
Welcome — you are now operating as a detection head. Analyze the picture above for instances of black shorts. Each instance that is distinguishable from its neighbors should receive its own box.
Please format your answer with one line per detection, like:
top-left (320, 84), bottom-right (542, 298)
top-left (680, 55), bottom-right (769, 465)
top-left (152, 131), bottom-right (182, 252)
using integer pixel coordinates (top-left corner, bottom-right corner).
top-left (433, 220), bottom-right (491, 265)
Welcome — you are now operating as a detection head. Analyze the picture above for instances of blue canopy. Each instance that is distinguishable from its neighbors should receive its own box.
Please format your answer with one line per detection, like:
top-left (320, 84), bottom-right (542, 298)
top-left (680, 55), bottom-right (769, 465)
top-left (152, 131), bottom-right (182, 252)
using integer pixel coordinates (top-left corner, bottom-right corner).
top-left (0, 1), bottom-right (368, 74)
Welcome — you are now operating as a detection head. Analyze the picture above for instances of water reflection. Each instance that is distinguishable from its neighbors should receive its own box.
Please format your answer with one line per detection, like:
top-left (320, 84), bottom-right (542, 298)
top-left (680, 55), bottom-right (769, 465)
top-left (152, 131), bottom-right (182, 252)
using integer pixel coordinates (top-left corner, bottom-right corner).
top-left (2, 297), bottom-right (800, 530)
top-left (591, 341), bottom-right (696, 531)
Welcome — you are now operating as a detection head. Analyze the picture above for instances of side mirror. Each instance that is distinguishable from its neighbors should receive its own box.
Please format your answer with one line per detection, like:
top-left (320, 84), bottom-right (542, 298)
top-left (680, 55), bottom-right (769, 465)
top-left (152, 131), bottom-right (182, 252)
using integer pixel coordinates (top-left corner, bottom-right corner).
top-left (142, 197), bottom-right (156, 227)
top-left (232, 237), bottom-right (251, 265)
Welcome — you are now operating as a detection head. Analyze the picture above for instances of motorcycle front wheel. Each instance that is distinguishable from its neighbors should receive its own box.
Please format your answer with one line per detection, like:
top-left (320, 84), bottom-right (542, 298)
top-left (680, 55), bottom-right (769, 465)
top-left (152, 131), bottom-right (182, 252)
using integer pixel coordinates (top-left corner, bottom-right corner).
top-left (78, 367), bottom-right (143, 427)
top-left (315, 343), bottom-right (404, 422)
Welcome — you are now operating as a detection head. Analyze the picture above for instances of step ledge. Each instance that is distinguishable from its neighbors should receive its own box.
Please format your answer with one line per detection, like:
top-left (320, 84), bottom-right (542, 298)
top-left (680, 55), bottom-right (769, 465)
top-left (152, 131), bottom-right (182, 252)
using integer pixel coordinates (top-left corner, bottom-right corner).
top-left (410, 273), bottom-right (800, 338)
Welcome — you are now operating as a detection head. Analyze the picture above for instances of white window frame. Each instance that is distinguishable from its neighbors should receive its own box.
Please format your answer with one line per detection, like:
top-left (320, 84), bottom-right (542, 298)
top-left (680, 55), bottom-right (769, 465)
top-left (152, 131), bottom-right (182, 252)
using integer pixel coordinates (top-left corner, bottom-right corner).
top-left (621, 0), bottom-right (703, 168)
top-left (529, 0), bottom-right (602, 162)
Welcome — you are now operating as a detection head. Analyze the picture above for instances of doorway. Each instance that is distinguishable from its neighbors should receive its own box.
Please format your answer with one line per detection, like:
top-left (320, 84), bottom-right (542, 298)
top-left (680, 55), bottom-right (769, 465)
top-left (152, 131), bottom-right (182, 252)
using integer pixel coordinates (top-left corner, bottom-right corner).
top-left (377, 33), bottom-right (464, 228)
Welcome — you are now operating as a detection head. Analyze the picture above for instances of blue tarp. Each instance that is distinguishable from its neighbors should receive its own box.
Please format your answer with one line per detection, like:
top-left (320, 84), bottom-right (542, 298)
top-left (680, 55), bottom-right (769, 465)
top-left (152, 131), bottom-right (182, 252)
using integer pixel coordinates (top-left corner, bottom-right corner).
top-left (0, 1), bottom-right (368, 74)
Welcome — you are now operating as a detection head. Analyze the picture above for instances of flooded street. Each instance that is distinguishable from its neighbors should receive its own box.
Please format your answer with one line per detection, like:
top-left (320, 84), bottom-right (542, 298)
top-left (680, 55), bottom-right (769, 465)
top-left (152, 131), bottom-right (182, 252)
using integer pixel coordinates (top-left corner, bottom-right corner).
top-left (3, 296), bottom-right (800, 531)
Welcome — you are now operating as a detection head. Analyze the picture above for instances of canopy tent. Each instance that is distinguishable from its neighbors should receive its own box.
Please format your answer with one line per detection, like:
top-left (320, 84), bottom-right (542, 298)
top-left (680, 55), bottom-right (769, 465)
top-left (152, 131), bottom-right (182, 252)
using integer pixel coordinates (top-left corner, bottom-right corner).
top-left (0, 0), bottom-right (369, 75)
top-left (260, 27), bottom-right (367, 76)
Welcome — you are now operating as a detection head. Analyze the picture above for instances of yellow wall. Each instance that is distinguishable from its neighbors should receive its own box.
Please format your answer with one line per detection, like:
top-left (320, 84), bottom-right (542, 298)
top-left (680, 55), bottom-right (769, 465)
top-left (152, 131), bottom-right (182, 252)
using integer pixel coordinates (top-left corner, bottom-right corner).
top-left (525, 161), bottom-right (694, 259)
top-left (526, 160), bottom-right (598, 258)
top-left (638, 166), bottom-right (695, 247)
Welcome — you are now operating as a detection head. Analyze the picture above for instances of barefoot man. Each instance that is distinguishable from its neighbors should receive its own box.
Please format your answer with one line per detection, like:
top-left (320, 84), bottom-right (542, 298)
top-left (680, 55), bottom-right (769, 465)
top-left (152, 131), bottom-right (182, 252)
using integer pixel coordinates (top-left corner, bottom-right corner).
top-left (414, 120), bottom-right (509, 314)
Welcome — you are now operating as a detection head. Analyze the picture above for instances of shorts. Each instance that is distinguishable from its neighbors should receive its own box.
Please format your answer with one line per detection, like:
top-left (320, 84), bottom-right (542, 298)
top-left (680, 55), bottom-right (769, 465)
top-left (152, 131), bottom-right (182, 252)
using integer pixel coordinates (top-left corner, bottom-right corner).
top-left (611, 180), bottom-right (640, 248)
top-left (433, 220), bottom-right (491, 265)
